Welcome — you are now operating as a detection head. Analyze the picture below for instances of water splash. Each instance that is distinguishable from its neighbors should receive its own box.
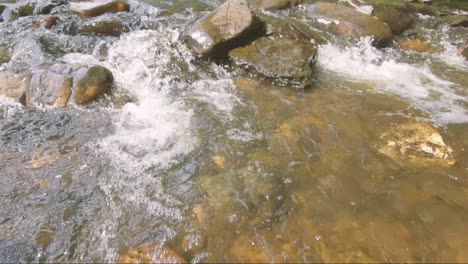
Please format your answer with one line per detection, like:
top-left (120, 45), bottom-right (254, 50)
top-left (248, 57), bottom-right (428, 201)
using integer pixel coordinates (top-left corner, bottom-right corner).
top-left (318, 38), bottom-right (468, 124)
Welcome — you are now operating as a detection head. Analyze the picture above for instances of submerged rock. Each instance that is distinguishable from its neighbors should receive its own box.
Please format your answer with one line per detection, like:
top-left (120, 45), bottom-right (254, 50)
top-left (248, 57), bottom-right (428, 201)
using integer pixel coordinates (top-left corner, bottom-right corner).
top-left (70, 0), bottom-right (130, 19)
top-left (73, 65), bottom-right (113, 105)
top-left (459, 41), bottom-right (468, 60)
top-left (28, 70), bottom-right (72, 107)
top-left (249, 0), bottom-right (302, 11)
top-left (338, 0), bottom-right (374, 16)
top-left (118, 243), bottom-right (186, 264)
top-left (306, 2), bottom-right (393, 47)
top-left (78, 19), bottom-right (129, 37)
top-left (397, 39), bottom-right (440, 54)
top-left (181, 0), bottom-right (261, 56)
top-left (378, 123), bottom-right (455, 167)
top-left (0, 72), bottom-right (31, 103)
top-left (229, 37), bottom-right (317, 84)
top-left (0, 47), bottom-right (10, 65)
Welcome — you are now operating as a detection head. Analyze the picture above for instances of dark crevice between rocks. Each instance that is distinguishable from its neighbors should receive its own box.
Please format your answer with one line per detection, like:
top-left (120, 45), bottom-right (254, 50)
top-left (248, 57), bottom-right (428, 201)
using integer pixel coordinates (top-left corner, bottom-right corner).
top-left (207, 17), bottom-right (267, 64)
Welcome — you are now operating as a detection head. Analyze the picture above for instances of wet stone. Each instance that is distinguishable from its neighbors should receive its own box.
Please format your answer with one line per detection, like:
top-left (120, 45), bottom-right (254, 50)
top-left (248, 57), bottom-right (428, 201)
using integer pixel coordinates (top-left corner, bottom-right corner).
top-left (439, 15), bottom-right (468, 27)
top-left (181, 0), bottom-right (259, 56)
top-left (248, 0), bottom-right (303, 11)
top-left (78, 19), bottom-right (129, 37)
top-left (28, 70), bottom-right (73, 107)
top-left (459, 41), bottom-right (468, 60)
top-left (257, 13), bottom-right (326, 44)
top-left (118, 243), bottom-right (186, 263)
top-left (397, 39), bottom-right (440, 54)
top-left (73, 65), bottom-right (113, 105)
top-left (338, 0), bottom-right (374, 16)
top-left (17, 2), bottom-right (35, 17)
top-left (229, 37), bottom-right (317, 85)
top-left (373, 5), bottom-right (414, 34)
top-left (306, 2), bottom-right (393, 47)
top-left (0, 47), bottom-right (10, 65)
top-left (34, 16), bottom-right (59, 29)
top-left (378, 123), bottom-right (456, 167)
top-left (70, 0), bottom-right (130, 19)
top-left (0, 71), bottom-right (31, 102)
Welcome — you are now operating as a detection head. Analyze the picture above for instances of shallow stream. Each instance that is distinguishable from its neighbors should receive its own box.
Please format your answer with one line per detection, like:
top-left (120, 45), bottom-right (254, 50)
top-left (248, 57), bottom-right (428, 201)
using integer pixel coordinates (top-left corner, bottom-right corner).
top-left (0, 0), bottom-right (467, 262)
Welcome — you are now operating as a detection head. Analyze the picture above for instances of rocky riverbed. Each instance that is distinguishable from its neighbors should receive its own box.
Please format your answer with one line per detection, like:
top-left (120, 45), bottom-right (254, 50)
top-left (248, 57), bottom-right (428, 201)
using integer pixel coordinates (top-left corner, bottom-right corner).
top-left (0, 0), bottom-right (467, 262)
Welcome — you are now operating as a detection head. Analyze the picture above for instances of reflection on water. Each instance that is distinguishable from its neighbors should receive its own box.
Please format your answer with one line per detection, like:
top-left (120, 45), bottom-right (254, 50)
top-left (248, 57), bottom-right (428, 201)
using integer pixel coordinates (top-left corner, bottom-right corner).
top-left (0, 0), bottom-right (467, 263)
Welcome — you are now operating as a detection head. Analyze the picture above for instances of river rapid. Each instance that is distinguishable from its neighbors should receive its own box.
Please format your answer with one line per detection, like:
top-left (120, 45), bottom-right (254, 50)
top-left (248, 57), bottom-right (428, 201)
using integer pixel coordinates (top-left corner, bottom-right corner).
top-left (0, 0), bottom-right (467, 262)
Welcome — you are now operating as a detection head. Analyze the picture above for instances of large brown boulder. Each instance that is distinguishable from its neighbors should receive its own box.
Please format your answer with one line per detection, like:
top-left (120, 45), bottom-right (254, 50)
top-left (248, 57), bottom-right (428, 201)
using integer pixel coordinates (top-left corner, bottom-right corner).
top-left (229, 37), bottom-right (317, 84)
top-left (181, 0), bottom-right (261, 56)
top-left (306, 2), bottom-right (393, 47)
top-left (249, 0), bottom-right (303, 10)
top-left (373, 6), bottom-right (414, 34)
top-left (70, 0), bottom-right (130, 19)
top-left (73, 65), bottom-right (113, 105)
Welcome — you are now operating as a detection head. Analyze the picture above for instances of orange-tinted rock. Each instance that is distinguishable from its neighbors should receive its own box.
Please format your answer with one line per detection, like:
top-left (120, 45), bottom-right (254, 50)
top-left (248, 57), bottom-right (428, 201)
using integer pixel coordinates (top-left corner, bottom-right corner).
top-left (397, 39), bottom-right (440, 54)
top-left (34, 16), bottom-right (59, 29)
top-left (118, 243), bottom-right (186, 264)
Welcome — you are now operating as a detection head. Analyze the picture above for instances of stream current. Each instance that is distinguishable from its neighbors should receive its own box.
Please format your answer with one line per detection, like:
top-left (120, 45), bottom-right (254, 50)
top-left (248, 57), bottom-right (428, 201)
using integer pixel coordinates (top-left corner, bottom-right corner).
top-left (0, 0), bottom-right (467, 262)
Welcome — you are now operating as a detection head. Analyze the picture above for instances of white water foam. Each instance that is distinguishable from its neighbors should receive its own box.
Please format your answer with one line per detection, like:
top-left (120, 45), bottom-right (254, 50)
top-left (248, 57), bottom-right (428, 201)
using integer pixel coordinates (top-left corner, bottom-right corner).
top-left (318, 38), bottom-right (468, 124)
top-left (63, 28), bottom-right (252, 261)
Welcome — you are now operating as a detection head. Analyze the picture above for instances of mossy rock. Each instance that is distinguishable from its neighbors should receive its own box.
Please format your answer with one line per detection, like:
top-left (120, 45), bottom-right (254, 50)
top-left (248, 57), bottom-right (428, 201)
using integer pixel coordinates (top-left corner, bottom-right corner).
top-left (18, 3), bottom-right (35, 17)
top-left (229, 37), bottom-right (317, 84)
top-left (439, 15), bottom-right (468, 27)
top-left (248, 0), bottom-right (303, 10)
top-left (73, 66), bottom-right (113, 105)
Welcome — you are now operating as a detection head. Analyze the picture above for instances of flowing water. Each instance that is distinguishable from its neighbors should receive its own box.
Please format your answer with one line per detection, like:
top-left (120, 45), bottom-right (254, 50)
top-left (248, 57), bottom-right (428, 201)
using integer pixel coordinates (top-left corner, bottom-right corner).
top-left (1, 0), bottom-right (467, 262)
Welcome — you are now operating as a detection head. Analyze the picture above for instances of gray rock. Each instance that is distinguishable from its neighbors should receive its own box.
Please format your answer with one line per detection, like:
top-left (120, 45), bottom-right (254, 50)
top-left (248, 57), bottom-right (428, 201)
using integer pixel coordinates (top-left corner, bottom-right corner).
top-left (182, 0), bottom-right (261, 56)
top-left (73, 65), bottom-right (113, 105)
top-left (229, 37), bottom-right (317, 83)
